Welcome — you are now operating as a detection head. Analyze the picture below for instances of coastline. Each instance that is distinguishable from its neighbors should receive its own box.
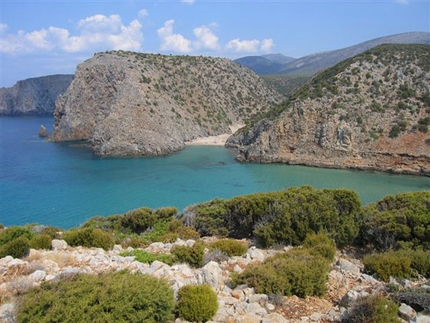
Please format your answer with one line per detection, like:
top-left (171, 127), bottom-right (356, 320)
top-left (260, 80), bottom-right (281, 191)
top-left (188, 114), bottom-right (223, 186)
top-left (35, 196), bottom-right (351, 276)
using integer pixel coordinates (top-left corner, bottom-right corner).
top-left (185, 124), bottom-right (244, 146)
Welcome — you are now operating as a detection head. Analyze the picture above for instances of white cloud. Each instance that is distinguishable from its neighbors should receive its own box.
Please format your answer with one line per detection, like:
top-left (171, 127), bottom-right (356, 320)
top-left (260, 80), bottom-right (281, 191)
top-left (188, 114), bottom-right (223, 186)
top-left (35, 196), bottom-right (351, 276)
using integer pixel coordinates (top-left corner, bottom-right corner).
top-left (193, 25), bottom-right (219, 50)
top-left (157, 19), bottom-right (192, 53)
top-left (181, 0), bottom-right (195, 4)
top-left (260, 38), bottom-right (274, 52)
top-left (226, 38), bottom-right (260, 53)
top-left (0, 23), bottom-right (8, 33)
top-left (138, 9), bottom-right (148, 19)
top-left (0, 14), bottom-right (144, 55)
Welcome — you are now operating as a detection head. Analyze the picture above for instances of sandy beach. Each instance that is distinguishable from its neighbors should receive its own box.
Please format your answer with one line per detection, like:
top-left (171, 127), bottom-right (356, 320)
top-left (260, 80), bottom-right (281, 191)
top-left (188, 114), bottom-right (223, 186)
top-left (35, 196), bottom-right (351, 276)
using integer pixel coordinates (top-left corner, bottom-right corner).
top-left (185, 124), bottom-right (244, 146)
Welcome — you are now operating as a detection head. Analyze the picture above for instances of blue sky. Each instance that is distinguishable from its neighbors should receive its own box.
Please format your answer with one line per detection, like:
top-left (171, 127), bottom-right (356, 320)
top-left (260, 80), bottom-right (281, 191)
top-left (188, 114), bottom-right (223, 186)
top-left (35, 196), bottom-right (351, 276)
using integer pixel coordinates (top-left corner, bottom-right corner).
top-left (1, 0), bottom-right (429, 87)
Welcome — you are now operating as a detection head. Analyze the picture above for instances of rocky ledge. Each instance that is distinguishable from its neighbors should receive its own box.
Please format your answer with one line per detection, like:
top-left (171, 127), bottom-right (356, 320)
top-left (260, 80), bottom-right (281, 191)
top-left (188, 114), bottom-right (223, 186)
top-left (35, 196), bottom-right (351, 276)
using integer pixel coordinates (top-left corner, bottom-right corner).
top-left (1, 238), bottom-right (428, 323)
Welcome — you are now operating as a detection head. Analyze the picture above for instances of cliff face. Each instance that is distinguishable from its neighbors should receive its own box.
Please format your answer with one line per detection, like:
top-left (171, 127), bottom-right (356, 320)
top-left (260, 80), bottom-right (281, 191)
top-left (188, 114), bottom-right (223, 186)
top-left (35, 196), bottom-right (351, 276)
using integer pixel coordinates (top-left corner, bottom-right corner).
top-left (227, 44), bottom-right (430, 176)
top-left (51, 51), bottom-right (282, 156)
top-left (0, 75), bottom-right (73, 115)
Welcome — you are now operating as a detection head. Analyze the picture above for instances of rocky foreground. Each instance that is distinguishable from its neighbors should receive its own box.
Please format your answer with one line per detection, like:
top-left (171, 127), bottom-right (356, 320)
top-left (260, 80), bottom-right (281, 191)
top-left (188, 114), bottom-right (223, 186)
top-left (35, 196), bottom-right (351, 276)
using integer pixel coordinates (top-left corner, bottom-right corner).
top-left (1, 238), bottom-right (429, 323)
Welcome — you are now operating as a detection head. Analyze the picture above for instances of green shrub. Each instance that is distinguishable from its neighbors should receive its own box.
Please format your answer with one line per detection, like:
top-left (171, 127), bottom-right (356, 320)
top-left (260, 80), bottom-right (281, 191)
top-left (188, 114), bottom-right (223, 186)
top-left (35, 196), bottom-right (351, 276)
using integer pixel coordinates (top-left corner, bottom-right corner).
top-left (342, 294), bottom-right (400, 323)
top-left (232, 248), bottom-right (331, 298)
top-left (208, 239), bottom-right (248, 257)
top-left (363, 251), bottom-right (411, 282)
top-left (188, 187), bottom-right (362, 248)
top-left (175, 226), bottom-right (201, 240)
top-left (303, 232), bottom-right (336, 261)
top-left (120, 249), bottom-right (173, 265)
top-left (398, 249), bottom-right (430, 278)
top-left (176, 284), bottom-right (218, 322)
top-left (119, 207), bottom-right (155, 234)
top-left (16, 271), bottom-right (175, 323)
top-left (171, 242), bottom-right (205, 268)
top-left (29, 234), bottom-right (52, 250)
top-left (0, 226), bottom-right (34, 245)
top-left (360, 191), bottom-right (430, 250)
top-left (157, 232), bottom-right (180, 243)
top-left (0, 236), bottom-right (30, 259)
top-left (40, 226), bottom-right (61, 239)
top-left (63, 228), bottom-right (114, 250)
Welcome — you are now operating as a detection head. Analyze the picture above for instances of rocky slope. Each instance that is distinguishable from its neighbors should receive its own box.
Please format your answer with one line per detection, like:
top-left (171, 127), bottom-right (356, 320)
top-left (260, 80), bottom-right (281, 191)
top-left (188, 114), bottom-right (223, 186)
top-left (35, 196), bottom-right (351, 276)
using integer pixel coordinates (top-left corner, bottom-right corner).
top-left (226, 44), bottom-right (430, 176)
top-left (0, 75), bottom-right (73, 115)
top-left (1, 239), bottom-right (428, 323)
top-left (51, 51), bottom-right (282, 156)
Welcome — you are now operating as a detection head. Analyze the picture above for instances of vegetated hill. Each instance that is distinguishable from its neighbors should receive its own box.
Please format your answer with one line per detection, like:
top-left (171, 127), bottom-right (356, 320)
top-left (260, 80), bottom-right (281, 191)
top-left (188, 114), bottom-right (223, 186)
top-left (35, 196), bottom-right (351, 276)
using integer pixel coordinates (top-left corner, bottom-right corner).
top-left (0, 75), bottom-right (73, 115)
top-left (233, 56), bottom-right (285, 75)
top-left (226, 44), bottom-right (430, 176)
top-left (262, 53), bottom-right (296, 65)
top-left (261, 74), bottom-right (309, 96)
top-left (51, 51), bottom-right (282, 157)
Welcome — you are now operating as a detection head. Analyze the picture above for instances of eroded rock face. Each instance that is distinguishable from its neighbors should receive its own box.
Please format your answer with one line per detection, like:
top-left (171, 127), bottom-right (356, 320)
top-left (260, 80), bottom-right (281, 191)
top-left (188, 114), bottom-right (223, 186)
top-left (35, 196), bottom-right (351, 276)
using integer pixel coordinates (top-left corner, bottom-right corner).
top-left (51, 51), bottom-right (282, 156)
top-left (227, 44), bottom-right (430, 176)
top-left (0, 75), bottom-right (73, 115)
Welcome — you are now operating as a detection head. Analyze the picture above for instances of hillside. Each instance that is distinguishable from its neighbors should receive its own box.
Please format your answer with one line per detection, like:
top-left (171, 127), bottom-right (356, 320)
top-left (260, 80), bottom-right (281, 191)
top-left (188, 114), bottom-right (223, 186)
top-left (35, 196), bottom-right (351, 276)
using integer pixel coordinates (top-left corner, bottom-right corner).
top-left (235, 32), bottom-right (430, 76)
top-left (0, 75), bottom-right (73, 115)
top-left (51, 51), bottom-right (282, 157)
top-left (226, 44), bottom-right (430, 176)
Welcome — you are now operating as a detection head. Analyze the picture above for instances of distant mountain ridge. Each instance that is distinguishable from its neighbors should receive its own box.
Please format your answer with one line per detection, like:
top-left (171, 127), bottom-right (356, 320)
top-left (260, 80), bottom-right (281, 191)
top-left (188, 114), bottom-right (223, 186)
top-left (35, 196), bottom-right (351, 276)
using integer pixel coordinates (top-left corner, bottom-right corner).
top-left (235, 32), bottom-right (430, 76)
top-left (0, 75), bottom-right (73, 115)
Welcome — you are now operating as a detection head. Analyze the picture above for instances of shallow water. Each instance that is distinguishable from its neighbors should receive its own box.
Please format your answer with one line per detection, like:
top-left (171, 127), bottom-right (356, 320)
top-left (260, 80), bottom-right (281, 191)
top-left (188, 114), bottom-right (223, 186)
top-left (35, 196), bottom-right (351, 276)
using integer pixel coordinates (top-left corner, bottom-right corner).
top-left (1, 116), bottom-right (429, 229)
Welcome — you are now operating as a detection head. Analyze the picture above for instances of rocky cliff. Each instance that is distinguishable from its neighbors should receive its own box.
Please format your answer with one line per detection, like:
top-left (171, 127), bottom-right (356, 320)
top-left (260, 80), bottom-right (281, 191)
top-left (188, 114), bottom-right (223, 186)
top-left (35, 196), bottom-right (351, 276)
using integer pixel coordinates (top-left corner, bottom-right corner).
top-left (227, 44), bottom-right (430, 176)
top-left (51, 51), bottom-right (282, 156)
top-left (0, 75), bottom-right (73, 115)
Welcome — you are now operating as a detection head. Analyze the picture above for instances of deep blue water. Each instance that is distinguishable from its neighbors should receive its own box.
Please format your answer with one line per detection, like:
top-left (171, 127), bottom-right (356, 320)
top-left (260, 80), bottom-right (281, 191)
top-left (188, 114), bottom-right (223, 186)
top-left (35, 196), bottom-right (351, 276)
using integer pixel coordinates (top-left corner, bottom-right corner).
top-left (1, 116), bottom-right (429, 229)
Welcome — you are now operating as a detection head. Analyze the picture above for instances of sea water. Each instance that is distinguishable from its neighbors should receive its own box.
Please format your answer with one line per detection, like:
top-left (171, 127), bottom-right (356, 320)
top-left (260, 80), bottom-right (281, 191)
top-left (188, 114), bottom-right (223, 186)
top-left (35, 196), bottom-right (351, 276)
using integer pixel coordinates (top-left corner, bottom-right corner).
top-left (1, 116), bottom-right (429, 229)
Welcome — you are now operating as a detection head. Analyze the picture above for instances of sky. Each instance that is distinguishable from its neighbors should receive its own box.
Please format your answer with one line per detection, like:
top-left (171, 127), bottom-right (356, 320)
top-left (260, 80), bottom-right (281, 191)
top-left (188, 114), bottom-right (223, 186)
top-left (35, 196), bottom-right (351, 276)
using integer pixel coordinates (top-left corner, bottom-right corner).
top-left (1, 0), bottom-right (429, 88)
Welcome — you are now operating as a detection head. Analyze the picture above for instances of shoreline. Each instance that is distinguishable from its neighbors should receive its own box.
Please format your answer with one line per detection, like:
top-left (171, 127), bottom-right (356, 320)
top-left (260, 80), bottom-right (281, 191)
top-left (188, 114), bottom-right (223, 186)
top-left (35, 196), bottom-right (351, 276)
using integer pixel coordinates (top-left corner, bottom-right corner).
top-left (185, 124), bottom-right (244, 146)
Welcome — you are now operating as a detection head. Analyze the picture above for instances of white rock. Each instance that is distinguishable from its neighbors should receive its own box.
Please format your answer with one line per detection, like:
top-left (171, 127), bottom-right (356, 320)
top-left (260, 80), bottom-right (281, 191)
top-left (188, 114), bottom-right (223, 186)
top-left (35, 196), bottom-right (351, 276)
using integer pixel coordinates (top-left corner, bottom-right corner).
top-left (398, 303), bottom-right (416, 321)
top-left (337, 258), bottom-right (360, 275)
top-left (0, 303), bottom-right (15, 323)
top-left (29, 270), bottom-right (46, 282)
top-left (247, 247), bottom-right (265, 262)
top-left (51, 239), bottom-right (68, 250)
top-left (262, 313), bottom-right (289, 323)
top-left (202, 261), bottom-right (224, 289)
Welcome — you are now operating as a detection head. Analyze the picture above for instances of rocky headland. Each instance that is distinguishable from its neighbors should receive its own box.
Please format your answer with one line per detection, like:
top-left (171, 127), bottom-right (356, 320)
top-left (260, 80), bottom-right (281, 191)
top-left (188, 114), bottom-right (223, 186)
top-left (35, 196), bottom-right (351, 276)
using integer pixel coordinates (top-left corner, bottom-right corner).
top-left (0, 75), bottom-right (73, 115)
top-left (51, 51), bottom-right (282, 156)
top-left (1, 238), bottom-right (429, 323)
top-left (227, 44), bottom-right (430, 176)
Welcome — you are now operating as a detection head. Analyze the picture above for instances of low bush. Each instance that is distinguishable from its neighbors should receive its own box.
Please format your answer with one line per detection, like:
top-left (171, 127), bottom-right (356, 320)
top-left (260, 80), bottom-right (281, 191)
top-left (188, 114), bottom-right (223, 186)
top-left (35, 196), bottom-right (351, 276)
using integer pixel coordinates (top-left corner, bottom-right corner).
top-left (16, 271), bottom-right (175, 323)
top-left (363, 251), bottom-right (411, 282)
top-left (120, 249), bottom-right (173, 265)
top-left (0, 236), bottom-right (30, 259)
top-left (232, 248), bottom-right (331, 298)
top-left (29, 234), bottom-right (52, 250)
top-left (187, 186), bottom-right (362, 248)
top-left (63, 228), bottom-right (114, 251)
top-left (174, 226), bottom-right (201, 240)
top-left (39, 226), bottom-right (61, 239)
top-left (342, 294), bottom-right (400, 323)
top-left (208, 239), bottom-right (248, 257)
top-left (119, 207), bottom-right (155, 234)
top-left (202, 249), bottom-right (229, 266)
top-left (360, 191), bottom-right (430, 250)
top-left (0, 226), bottom-right (34, 245)
top-left (171, 242), bottom-right (205, 268)
top-left (176, 284), bottom-right (218, 322)
top-left (303, 232), bottom-right (336, 261)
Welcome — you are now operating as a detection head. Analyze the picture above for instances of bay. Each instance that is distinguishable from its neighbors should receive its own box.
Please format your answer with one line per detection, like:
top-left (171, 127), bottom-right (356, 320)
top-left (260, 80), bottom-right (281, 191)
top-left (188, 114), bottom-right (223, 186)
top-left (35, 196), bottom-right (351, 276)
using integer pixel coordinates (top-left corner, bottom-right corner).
top-left (1, 116), bottom-right (429, 229)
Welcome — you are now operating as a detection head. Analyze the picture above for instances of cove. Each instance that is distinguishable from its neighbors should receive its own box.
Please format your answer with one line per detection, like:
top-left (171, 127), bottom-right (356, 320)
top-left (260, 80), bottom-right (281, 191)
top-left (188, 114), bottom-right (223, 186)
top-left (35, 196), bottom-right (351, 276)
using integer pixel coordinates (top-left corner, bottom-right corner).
top-left (1, 116), bottom-right (429, 229)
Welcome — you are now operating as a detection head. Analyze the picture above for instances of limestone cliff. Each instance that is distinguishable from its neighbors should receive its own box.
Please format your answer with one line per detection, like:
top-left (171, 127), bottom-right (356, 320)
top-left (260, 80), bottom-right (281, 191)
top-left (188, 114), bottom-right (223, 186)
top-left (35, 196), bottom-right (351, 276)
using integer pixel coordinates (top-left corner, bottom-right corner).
top-left (51, 51), bottom-right (282, 156)
top-left (0, 75), bottom-right (73, 115)
top-left (227, 44), bottom-right (430, 176)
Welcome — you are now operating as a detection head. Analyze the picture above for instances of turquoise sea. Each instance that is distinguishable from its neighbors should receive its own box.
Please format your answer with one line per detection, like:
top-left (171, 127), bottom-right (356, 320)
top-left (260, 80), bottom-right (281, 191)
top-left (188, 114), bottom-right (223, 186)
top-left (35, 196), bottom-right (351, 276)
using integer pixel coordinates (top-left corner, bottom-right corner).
top-left (1, 116), bottom-right (429, 229)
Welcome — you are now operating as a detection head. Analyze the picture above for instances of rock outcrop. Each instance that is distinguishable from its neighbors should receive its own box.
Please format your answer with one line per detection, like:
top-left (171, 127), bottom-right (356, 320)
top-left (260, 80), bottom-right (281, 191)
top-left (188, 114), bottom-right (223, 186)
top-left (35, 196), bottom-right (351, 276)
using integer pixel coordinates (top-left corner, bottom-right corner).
top-left (0, 75), bottom-right (73, 115)
top-left (51, 51), bottom-right (282, 156)
top-left (227, 44), bottom-right (430, 176)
